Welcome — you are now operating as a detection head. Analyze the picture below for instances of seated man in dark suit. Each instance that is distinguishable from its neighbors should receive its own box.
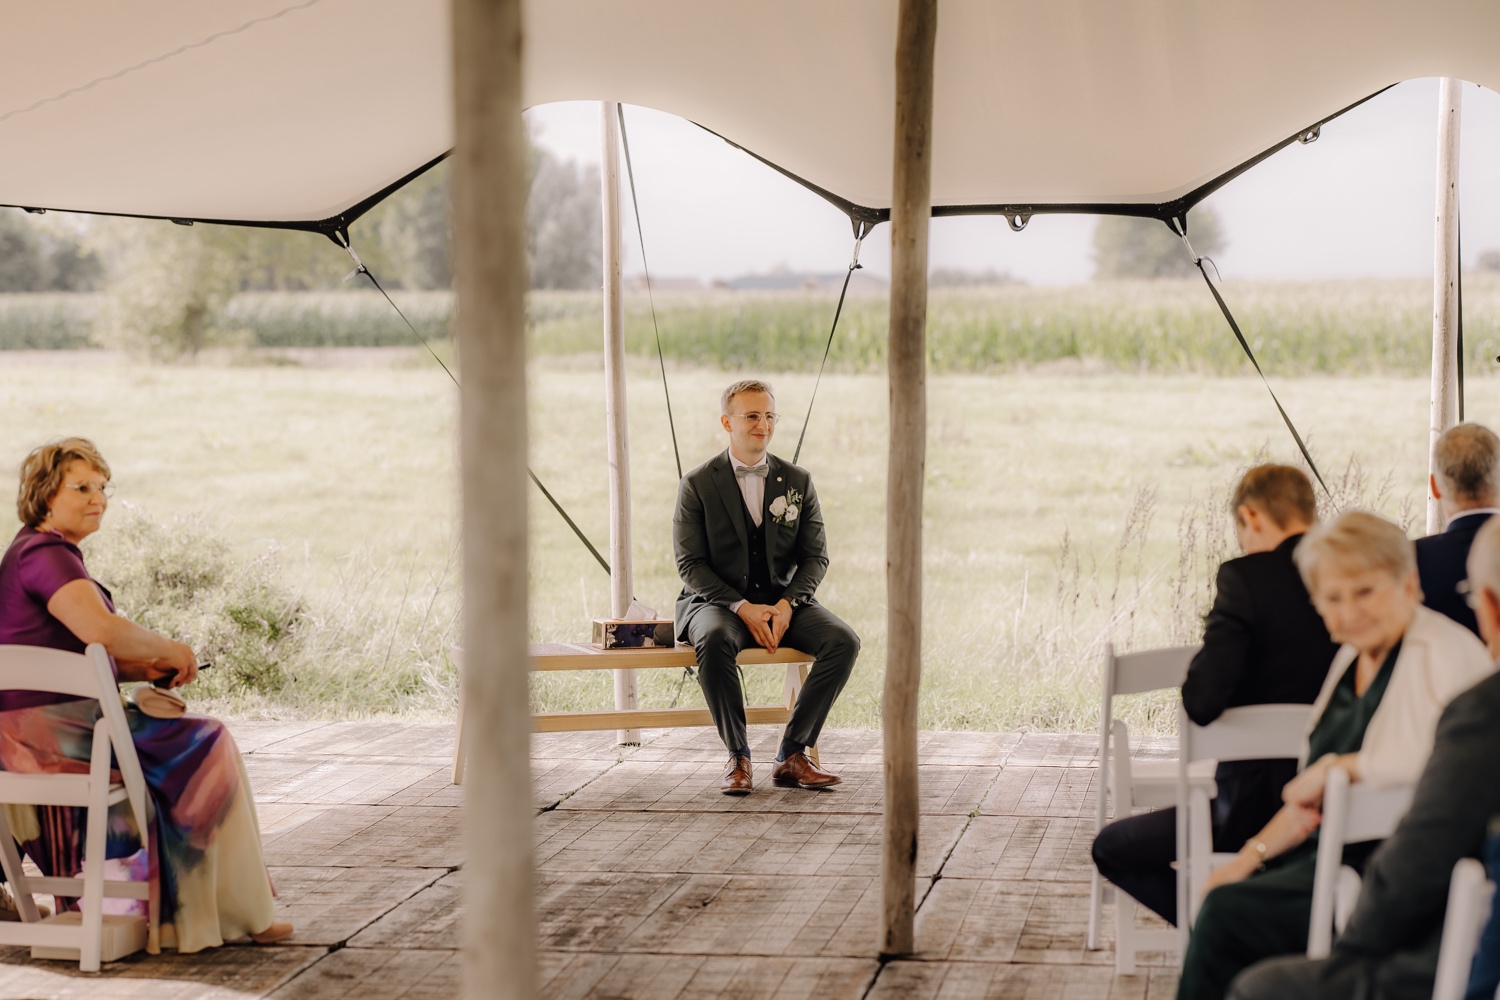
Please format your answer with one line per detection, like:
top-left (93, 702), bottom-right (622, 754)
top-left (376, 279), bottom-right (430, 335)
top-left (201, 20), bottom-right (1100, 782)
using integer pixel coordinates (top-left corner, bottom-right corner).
top-left (673, 379), bottom-right (860, 795)
top-left (1091, 465), bottom-right (1339, 925)
top-left (1227, 515), bottom-right (1500, 1000)
top-left (1418, 422), bottom-right (1500, 636)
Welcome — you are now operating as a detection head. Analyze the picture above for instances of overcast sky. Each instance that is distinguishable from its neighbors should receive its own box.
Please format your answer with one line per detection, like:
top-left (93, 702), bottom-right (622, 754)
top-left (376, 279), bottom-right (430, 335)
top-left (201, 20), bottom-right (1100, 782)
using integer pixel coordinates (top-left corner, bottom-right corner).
top-left (525, 78), bottom-right (1500, 286)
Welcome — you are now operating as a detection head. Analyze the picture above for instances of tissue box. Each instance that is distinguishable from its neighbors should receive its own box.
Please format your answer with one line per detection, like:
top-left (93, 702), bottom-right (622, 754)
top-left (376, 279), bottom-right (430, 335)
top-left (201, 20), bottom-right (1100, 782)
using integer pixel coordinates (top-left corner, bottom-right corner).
top-left (591, 619), bottom-right (676, 649)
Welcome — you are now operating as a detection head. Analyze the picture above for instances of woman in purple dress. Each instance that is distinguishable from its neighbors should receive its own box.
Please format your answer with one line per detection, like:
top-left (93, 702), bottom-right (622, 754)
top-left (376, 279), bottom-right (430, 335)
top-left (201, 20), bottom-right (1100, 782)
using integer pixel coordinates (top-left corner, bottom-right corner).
top-left (0, 438), bottom-right (292, 953)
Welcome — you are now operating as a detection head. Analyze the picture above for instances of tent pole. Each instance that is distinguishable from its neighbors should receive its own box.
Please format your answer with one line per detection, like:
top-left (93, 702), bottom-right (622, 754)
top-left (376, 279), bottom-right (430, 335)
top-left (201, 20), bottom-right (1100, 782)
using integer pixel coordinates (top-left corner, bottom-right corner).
top-left (451, 0), bottom-right (534, 997)
top-left (601, 101), bottom-right (640, 744)
top-left (1428, 78), bottom-right (1463, 534)
top-left (882, 0), bottom-right (936, 958)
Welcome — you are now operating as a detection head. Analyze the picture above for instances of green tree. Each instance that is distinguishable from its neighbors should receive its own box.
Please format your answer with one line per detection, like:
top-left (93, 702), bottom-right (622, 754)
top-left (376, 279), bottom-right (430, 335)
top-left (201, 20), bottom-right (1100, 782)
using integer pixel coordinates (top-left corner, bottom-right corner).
top-left (0, 209), bottom-right (103, 292)
top-left (527, 146), bottom-right (600, 290)
top-left (1093, 207), bottom-right (1226, 279)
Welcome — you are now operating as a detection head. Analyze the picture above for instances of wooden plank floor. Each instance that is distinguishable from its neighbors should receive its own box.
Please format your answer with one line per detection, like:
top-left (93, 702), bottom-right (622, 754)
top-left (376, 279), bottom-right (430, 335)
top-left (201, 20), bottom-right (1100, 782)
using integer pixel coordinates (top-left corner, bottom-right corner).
top-left (0, 722), bottom-right (1180, 998)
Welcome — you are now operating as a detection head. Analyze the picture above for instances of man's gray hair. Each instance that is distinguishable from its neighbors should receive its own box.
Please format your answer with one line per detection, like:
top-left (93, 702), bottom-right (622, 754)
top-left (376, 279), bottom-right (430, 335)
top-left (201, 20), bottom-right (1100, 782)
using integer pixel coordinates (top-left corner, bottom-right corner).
top-left (1434, 423), bottom-right (1500, 503)
top-left (1468, 516), bottom-right (1500, 607)
top-left (721, 379), bottom-right (775, 415)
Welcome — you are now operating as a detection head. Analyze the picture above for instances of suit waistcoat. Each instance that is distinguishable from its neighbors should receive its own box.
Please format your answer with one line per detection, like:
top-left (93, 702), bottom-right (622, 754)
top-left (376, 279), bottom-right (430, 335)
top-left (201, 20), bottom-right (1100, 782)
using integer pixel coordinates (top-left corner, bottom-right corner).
top-left (741, 503), bottom-right (776, 604)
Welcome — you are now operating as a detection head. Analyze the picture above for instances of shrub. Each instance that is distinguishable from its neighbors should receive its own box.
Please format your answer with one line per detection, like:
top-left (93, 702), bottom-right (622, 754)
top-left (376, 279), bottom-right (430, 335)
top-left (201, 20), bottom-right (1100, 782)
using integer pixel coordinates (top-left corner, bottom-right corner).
top-left (84, 505), bottom-right (303, 694)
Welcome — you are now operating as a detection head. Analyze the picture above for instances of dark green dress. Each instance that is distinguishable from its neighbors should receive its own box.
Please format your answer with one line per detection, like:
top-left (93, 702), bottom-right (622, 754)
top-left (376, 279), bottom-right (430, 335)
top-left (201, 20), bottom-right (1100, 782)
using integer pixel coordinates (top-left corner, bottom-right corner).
top-left (1176, 641), bottom-right (1401, 1000)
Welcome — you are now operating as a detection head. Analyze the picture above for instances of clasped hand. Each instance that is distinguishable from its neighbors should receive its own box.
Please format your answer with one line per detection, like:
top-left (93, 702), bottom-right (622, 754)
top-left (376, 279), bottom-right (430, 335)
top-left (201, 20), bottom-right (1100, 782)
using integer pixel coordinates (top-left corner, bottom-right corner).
top-left (119, 641), bottom-right (198, 688)
top-left (736, 599), bottom-right (792, 651)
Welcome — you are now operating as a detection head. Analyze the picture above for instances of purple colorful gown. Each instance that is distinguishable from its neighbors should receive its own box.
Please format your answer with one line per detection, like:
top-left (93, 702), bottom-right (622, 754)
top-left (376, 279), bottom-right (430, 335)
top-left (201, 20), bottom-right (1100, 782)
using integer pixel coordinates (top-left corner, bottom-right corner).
top-left (0, 526), bottom-right (274, 953)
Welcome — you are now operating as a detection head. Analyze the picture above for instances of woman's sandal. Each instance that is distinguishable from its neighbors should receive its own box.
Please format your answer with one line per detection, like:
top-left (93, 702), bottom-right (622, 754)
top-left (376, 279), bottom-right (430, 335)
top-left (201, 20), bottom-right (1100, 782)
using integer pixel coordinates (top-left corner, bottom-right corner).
top-left (249, 921), bottom-right (294, 944)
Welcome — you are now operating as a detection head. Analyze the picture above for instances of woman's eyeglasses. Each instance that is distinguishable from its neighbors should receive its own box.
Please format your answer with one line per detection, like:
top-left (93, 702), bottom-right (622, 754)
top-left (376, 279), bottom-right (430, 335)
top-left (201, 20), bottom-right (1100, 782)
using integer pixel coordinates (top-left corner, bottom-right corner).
top-left (62, 483), bottom-right (114, 499)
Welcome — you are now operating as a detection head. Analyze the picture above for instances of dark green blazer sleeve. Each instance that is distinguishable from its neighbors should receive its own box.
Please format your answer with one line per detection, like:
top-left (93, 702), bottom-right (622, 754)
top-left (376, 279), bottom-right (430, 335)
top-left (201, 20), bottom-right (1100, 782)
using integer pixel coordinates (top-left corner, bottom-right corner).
top-left (1336, 672), bottom-right (1500, 960)
top-left (672, 468), bottom-right (744, 609)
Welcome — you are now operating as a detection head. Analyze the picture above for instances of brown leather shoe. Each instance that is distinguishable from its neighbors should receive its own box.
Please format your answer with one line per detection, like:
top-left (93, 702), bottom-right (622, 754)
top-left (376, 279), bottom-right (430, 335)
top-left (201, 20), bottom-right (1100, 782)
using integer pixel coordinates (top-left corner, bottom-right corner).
top-left (719, 754), bottom-right (753, 795)
top-left (771, 752), bottom-right (840, 789)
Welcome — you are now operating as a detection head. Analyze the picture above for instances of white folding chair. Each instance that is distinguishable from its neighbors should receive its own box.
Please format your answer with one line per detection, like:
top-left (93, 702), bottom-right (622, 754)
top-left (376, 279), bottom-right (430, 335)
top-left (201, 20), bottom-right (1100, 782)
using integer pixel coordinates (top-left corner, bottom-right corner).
top-left (1306, 765), bottom-right (1415, 957)
top-left (1177, 703), bottom-right (1315, 953)
top-left (1433, 857), bottom-right (1495, 1000)
top-left (1086, 641), bottom-right (1209, 973)
top-left (0, 644), bottom-right (152, 971)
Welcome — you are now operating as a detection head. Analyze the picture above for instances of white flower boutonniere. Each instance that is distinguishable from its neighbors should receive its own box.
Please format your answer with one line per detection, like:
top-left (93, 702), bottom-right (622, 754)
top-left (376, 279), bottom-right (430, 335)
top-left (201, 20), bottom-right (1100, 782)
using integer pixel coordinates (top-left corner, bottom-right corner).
top-left (771, 487), bottom-right (803, 526)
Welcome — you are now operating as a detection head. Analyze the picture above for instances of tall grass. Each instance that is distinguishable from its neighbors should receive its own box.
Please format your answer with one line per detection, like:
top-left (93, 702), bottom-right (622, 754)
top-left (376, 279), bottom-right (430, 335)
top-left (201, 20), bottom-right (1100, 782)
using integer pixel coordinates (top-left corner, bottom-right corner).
top-left (0, 294), bottom-right (98, 350)
top-left (5, 277), bottom-right (1500, 376)
top-left (529, 277), bottom-right (1500, 376)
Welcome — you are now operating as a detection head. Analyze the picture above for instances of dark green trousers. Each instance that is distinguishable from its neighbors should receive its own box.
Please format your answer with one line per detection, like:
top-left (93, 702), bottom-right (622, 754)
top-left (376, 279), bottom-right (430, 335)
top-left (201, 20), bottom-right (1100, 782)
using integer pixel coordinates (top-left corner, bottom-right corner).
top-left (685, 603), bottom-right (859, 755)
top-left (1177, 846), bottom-right (1318, 1000)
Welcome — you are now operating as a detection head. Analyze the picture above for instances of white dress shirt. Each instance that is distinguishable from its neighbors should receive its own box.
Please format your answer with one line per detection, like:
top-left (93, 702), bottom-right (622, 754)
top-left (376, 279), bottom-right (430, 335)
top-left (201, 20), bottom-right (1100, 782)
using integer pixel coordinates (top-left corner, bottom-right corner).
top-left (728, 450), bottom-right (769, 612)
top-left (729, 450), bottom-right (768, 527)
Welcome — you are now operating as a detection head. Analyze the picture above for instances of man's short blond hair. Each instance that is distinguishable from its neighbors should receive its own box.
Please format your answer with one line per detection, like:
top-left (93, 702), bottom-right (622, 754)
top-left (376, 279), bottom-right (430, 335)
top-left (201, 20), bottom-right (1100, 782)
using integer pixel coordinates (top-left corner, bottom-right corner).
top-left (1231, 465), bottom-right (1317, 529)
top-left (1433, 423), bottom-right (1500, 504)
top-left (16, 438), bottom-right (111, 529)
top-left (721, 379), bottom-right (775, 415)
top-left (1293, 510), bottom-right (1415, 594)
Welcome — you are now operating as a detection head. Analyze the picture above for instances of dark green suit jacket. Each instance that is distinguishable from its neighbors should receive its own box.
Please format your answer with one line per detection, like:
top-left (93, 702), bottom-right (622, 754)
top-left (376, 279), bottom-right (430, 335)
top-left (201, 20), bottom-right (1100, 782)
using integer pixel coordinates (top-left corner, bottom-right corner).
top-left (673, 450), bottom-right (829, 639)
top-left (1321, 668), bottom-right (1500, 999)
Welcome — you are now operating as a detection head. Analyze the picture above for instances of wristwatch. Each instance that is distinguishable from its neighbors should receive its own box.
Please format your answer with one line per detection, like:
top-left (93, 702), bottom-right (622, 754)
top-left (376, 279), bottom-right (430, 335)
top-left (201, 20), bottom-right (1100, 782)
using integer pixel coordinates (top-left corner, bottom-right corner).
top-left (1250, 839), bottom-right (1269, 872)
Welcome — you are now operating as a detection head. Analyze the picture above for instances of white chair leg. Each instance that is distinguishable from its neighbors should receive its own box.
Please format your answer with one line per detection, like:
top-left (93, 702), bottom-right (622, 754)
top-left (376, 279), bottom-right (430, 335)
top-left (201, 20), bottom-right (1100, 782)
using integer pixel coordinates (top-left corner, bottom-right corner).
top-left (1114, 886), bottom-right (1138, 975)
top-left (81, 777), bottom-right (108, 972)
top-left (1087, 868), bottom-right (1103, 950)
top-left (0, 808), bottom-right (38, 922)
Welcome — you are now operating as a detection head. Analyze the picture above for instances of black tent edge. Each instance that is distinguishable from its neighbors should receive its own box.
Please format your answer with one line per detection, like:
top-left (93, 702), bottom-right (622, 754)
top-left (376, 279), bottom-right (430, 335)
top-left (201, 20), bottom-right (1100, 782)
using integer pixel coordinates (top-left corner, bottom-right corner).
top-left (0, 85), bottom-right (1391, 238)
top-left (0, 152), bottom-right (450, 242)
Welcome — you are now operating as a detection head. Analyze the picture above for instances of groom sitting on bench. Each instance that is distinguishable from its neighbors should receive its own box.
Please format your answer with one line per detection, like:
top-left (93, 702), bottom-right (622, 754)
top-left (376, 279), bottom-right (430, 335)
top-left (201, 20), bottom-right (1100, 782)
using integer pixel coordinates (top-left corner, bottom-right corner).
top-left (672, 379), bottom-right (861, 795)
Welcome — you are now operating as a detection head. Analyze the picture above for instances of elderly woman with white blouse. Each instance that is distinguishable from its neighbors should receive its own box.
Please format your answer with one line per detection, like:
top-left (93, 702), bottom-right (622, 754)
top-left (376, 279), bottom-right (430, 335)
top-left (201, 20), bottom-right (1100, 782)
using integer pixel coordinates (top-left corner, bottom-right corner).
top-left (1177, 510), bottom-right (1495, 1000)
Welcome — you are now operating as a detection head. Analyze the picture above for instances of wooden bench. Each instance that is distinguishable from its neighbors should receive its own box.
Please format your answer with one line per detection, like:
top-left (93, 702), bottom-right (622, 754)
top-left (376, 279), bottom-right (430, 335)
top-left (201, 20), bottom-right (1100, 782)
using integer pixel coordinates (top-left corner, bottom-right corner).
top-left (451, 643), bottom-right (816, 783)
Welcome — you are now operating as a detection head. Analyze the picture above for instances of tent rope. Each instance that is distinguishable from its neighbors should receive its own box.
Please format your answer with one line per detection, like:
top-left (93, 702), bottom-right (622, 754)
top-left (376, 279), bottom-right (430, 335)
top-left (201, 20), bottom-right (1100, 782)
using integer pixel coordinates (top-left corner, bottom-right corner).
top-left (1171, 222), bottom-right (1330, 495)
top-left (793, 224), bottom-right (870, 465)
top-left (616, 105), bottom-right (684, 480)
top-left (334, 234), bottom-right (613, 575)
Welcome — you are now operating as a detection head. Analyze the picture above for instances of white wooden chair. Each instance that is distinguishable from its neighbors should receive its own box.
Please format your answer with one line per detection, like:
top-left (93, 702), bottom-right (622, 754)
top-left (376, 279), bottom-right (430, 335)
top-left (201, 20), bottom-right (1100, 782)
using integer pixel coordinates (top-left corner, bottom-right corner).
top-left (1176, 703), bottom-right (1315, 952)
top-left (0, 644), bottom-right (151, 971)
top-left (1433, 857), bottom-right (1496, 1000)
top-left (1086, 641), bottom-right (1209, 973)
top-left (1306, 765), bottom-right (1415, 958)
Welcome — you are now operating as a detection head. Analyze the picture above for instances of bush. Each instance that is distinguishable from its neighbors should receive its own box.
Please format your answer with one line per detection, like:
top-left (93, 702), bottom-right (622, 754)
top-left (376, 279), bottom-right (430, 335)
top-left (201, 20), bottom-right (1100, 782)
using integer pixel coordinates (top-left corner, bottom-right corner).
top-left (84, 505), bottom-right (303, 695)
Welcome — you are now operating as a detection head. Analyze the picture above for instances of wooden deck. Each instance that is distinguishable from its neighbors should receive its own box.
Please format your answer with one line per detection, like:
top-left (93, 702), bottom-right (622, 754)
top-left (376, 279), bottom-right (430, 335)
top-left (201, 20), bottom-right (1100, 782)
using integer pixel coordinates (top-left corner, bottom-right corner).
top-left (0, 721), bottom-right (1182, 998)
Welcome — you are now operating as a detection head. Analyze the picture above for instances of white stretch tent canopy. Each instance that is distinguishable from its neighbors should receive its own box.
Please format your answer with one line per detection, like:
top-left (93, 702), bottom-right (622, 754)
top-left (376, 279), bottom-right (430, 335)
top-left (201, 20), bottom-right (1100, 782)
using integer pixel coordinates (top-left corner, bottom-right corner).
top-left (2, 0), bottom-right (1499, 229)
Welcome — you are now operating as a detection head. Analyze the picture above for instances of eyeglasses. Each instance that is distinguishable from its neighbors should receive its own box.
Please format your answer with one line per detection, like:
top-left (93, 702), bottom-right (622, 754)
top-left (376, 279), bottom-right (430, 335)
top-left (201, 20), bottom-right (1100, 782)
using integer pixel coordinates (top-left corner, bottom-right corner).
top-left (728, 412), bottom-right (778, 426)
top-left (62, 483), bottom-right (114, 500)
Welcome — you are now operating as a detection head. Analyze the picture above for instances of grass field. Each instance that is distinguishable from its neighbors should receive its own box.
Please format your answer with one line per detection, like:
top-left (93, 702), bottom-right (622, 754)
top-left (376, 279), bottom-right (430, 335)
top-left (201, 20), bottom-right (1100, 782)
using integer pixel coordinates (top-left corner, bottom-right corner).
top-left (0, 348), bottom-right (1463, 734)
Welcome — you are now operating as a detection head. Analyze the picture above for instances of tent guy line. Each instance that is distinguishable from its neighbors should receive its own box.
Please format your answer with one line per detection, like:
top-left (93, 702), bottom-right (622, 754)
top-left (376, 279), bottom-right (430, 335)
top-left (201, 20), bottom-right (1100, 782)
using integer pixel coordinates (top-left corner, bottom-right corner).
top-left (617, 104), bottom-right (683, 481)
top-left (335, 232), bottom-right (615, 577)
top-left (1172, 223), bottom-right (1332, 495)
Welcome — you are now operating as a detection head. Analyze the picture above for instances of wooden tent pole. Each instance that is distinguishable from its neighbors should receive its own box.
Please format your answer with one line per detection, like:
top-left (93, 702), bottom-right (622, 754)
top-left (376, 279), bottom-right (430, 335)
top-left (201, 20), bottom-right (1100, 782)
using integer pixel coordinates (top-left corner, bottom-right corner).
top-left (451, 0), bottom-right (534, 997)
top-left (600, 101), bottom-right (640, 744)
top-left (1429, 78), bottom-right (1463, 535)
top-left (881, 0), bottom-right (936, 958)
